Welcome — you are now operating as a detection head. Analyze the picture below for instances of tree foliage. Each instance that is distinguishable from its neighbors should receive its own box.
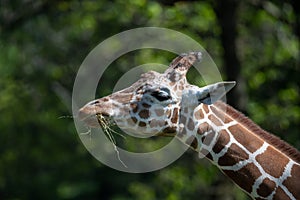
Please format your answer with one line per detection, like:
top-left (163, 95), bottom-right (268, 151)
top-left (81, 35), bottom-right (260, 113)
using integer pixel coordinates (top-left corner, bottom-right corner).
top-left (0, 0), bottom-right (299, 199)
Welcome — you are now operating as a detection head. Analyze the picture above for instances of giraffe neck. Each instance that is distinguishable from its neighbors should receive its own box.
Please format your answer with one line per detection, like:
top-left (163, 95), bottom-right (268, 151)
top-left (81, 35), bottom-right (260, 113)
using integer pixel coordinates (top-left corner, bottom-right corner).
top-left (178, 101), bottom-right (300, 200)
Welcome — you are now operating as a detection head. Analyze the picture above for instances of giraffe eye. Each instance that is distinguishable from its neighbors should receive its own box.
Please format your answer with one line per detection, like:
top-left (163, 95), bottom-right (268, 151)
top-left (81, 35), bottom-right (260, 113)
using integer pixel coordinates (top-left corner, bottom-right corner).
top-left (150, 88), bottom-right (171, 101)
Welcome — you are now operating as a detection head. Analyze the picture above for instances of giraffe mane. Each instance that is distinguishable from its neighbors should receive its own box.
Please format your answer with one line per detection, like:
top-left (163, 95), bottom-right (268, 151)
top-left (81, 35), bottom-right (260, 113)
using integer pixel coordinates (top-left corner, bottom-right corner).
top-left (214, 101), bottom-right (300, 164)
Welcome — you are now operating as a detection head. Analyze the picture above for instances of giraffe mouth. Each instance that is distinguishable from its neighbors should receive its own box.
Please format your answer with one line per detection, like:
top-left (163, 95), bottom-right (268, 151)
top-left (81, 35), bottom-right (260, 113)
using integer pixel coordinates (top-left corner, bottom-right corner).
top-left (80, 113), bottom-right (113, 128)
top-left (78, 105), bottom-right (112, 128)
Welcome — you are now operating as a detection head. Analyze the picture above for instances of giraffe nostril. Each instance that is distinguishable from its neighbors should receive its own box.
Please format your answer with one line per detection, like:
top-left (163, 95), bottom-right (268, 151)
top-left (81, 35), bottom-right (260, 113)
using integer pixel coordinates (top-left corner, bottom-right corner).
top-left (89, 100), bottom-right (99, 105)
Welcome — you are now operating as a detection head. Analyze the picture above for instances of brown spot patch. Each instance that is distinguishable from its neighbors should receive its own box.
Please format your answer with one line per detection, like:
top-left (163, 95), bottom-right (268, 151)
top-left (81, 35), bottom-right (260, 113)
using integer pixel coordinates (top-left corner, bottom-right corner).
top-left (155, 109), bottom-right (164, 117)
top-left (257, 178), bottom-right (276, 198)
top-left (212, 130), bottom-right (230, 154)
top-left (187, 118), bottom-right (195, 131)
top-left (194, 109), bottom-right (204, 120)
top-left (218, 143), bottom-right (249, 166)
top-left (131, 103), bottom-right (139, 113)
top-left (210, 105), bottom-right (233, 123)
top-left (163, 126), bottom-right (177, 133)
top-left (178, 84), bottom-right (184, 91)
top-left (202, 131), bottom-right (216, 146)
top-left (171, 108), bottom-right (179, 123)
top-left (223, 163), bottom-right (261, 194)
top-left (197, 122), bottom-right (212, 135)
top-left (256, 146), bottom-right (290, 178)
top-left (168, 73), bottom-right (179, 82)
top-left (138, 121), bottom-right (147, 127)
top-left (208, 114), bottom-right (223, 126)
top-left (282, 164), bottom-right (300, 199)
top-left (150, 119), bottom-right (165, 128)
top-left (149, 120), bottom-right (157, 128)
top-left (139, 110), bottom-right (150, 119)
top-left (205, 152), bottom-right (213, 161)
top-left (229, 125), bottom-right (264, 153)
top-left (203, 105), bottom-right (209, 114)
top-left (180, 115), bottom-right (187, 124)
top-left (273, 187), bottom-right (291, 200)
top-left (185, 136), bottom-right (198, 150)
top-left (131, 117), bottom-right (138, 123)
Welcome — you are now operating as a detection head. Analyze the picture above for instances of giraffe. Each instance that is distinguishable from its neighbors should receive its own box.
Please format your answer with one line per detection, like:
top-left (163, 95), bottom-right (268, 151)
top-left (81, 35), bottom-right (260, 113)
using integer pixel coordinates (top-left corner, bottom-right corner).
top-left (78, 52), bottom-right (300, 200)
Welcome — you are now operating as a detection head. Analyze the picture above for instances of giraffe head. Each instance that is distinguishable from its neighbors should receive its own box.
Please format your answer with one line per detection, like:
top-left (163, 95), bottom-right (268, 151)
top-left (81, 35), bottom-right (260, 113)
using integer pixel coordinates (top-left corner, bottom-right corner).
top-left (78, 52), bottom-right (235, 138)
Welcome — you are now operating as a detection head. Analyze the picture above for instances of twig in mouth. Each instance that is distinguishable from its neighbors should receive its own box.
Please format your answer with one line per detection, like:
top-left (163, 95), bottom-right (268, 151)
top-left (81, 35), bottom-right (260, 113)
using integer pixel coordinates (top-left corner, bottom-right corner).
top-left (96, 114), bottom-right (127, 168)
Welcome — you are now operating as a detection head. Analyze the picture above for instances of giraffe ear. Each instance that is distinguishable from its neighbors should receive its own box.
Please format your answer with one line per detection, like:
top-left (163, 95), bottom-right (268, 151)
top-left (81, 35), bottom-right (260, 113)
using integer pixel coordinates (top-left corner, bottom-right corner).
top-left (197, 81), bottom-right (236, 105)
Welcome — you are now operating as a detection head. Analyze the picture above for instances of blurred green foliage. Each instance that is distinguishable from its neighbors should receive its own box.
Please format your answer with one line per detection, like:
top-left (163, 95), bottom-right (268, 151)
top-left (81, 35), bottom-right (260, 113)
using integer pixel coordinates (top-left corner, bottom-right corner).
top-left (0, 0), bottom-right (299, 199)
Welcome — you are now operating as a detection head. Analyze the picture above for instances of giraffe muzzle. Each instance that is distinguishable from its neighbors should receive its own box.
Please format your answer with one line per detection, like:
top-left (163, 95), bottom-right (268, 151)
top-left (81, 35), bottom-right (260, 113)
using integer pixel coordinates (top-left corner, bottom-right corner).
top-left (78, 100), bottom-right (112, 127)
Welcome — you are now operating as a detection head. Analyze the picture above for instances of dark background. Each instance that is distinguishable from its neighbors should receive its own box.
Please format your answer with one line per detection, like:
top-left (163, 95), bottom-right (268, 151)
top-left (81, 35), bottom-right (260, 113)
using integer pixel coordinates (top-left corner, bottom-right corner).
top-left (1, 0), bottom-right (299, 199)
